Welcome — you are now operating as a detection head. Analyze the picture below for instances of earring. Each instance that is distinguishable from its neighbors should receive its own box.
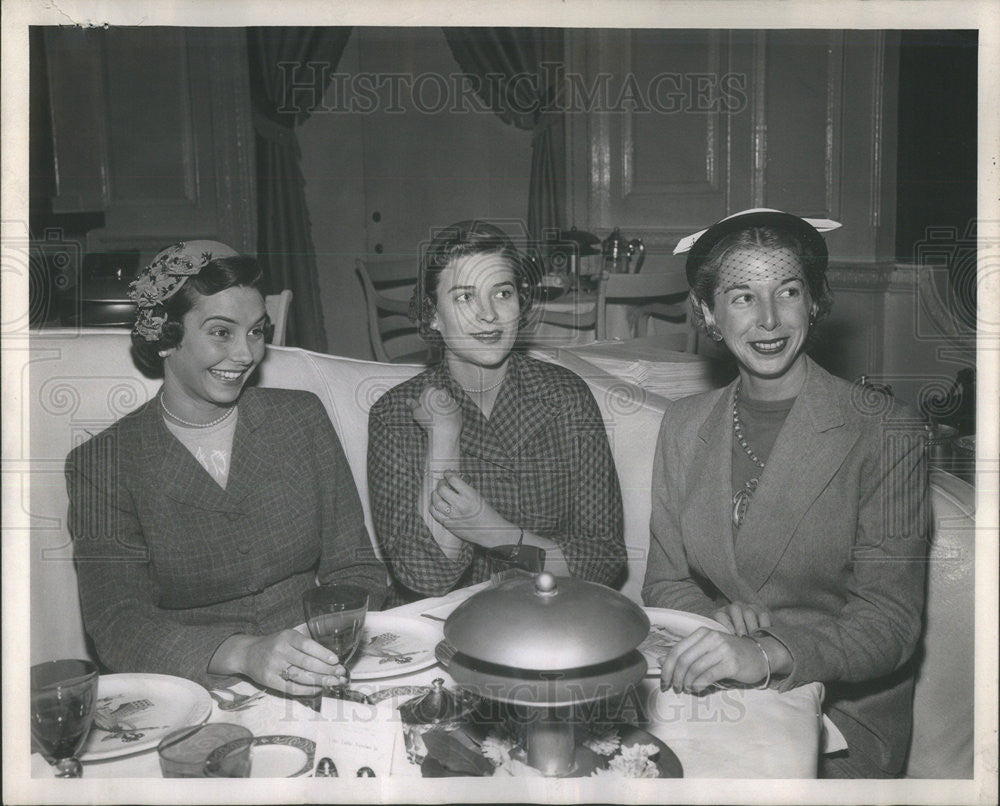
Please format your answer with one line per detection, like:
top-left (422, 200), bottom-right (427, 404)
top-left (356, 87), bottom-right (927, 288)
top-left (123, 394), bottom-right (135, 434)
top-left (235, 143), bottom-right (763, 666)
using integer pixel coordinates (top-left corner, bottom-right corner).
top-left (707, 324), bottom-right (724, 342)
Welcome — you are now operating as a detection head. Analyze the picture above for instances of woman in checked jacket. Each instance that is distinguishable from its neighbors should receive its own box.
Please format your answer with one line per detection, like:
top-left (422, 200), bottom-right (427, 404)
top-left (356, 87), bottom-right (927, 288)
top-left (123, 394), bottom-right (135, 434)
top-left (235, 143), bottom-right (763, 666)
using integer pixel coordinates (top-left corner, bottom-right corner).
top-left (368, 221), bottom-right (626, 602)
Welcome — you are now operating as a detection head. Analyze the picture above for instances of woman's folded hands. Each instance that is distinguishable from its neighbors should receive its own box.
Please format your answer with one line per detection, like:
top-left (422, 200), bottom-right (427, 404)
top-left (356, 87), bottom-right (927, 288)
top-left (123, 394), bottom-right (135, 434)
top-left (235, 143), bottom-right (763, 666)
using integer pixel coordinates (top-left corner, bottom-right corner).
top-left (660, 601), bottom-right (790, 693)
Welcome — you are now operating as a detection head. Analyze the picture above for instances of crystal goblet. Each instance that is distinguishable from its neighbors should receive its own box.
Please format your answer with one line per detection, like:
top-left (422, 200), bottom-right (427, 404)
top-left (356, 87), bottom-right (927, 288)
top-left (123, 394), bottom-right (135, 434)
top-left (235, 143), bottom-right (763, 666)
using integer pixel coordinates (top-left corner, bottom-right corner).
top-left (30, 659), bottom-right (100, 778)
top-left (302, 584), bottom-right (369, 695)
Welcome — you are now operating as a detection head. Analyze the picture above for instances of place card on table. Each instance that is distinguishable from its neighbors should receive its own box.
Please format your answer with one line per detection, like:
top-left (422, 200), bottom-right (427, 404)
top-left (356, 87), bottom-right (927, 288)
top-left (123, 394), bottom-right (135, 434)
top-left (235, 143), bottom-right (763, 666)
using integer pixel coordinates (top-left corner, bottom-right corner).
top-left (315, 697), bottom-right (399, 777)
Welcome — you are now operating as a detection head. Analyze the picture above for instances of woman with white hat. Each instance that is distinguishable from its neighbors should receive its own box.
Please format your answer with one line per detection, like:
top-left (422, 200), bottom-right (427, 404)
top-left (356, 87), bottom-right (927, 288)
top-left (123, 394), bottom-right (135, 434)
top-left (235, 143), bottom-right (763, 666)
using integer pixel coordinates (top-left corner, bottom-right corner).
top-left (643, 210), bottom-right (929, 778)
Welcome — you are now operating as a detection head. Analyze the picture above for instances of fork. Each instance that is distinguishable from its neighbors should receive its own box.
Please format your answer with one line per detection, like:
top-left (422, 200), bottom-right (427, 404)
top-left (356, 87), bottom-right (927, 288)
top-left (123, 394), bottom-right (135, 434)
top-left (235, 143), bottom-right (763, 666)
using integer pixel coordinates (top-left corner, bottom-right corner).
top-left (209, 688), bottom-right (265, 711)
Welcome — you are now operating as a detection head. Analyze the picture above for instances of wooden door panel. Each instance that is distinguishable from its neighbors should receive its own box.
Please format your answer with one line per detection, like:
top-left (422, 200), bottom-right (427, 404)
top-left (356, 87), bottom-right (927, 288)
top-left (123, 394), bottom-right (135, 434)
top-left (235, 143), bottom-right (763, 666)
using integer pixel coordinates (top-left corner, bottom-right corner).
top-left (626, 29), bottom-right (725, 196)
top-left (762, 30), bottom-right (842, 218)
top-left (567, 29), bottom-right (896, 264)
top-left (568, 29), bottom-right (756, 252)
top-left (103, 28), bottom-right (197, 206)
top-left (40, 27), bottom-right (256, 261)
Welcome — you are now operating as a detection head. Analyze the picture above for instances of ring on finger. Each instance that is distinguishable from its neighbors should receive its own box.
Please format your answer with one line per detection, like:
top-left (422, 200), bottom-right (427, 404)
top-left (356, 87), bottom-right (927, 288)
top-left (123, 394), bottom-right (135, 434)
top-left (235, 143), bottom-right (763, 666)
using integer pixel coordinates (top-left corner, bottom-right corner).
top-left (280, 663), bottom-right (294, 682)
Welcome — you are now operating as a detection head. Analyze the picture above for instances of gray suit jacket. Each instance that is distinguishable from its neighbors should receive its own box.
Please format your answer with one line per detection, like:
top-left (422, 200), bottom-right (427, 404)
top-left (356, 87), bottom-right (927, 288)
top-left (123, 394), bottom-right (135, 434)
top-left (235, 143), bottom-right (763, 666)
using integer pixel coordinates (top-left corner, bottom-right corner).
top-left (67, 386), bottom-right (387, 687)
top-left (642, 358), bottom-right (929, 775)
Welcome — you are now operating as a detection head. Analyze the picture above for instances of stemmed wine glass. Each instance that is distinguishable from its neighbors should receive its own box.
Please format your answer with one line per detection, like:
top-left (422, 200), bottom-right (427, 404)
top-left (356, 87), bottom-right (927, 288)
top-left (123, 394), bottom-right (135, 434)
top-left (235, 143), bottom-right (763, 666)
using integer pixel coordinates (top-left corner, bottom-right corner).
top-left (30, 659), bottom-right (100, 778)
top-left (302, 584), bottom-right (369, 697)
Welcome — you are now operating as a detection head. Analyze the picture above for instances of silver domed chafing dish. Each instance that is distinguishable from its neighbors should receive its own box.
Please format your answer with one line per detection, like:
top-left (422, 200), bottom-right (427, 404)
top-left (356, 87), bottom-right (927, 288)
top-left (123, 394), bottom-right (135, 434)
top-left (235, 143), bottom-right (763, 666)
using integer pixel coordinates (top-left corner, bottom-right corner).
top-left (437, 572), bottom-right (650, 775)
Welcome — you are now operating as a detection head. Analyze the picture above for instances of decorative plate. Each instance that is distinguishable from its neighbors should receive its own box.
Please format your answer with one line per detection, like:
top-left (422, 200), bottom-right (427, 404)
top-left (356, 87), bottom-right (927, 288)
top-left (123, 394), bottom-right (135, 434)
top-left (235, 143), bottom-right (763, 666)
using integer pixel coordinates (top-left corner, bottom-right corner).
top-left (639, 608), bottom-right (727, 677)
top-left (82, 673), bottom-right (212, 760)
top-left (248, 735), bottom-right (315, 778)
top-left (350, 613), bottom-right (443, 681)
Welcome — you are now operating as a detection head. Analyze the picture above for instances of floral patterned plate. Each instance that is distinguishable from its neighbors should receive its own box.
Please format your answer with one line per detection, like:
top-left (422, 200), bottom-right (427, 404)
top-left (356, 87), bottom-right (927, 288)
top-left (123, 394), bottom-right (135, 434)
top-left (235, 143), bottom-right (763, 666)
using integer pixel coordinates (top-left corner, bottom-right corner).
top-left (350, 613), bottom-right (443, 681)
top-left (639, 608), bottom-right (727, 677)
top-left (81, 673), bottom-right (212, 761)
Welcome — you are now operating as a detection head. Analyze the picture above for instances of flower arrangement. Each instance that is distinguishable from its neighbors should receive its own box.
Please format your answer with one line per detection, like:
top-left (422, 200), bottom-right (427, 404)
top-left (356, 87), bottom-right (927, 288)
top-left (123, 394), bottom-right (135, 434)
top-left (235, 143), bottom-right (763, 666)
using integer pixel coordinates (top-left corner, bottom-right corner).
top-left (419, 721), bottom-right (664, 779)
top-left (587, 741), bottom-right (660, 778)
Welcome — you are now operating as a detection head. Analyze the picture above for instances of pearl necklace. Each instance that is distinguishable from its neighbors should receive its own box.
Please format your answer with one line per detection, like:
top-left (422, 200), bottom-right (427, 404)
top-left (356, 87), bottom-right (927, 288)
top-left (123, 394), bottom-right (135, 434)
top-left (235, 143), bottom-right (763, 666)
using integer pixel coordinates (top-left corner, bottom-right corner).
top-left (732, 383), bottom-right (763, 529)
top-left (732, 384), bottom-right (765, 469)
top-left (459, 373), bottom-right (506, 394)
top-left (160, 396), bottom-right (236, 428)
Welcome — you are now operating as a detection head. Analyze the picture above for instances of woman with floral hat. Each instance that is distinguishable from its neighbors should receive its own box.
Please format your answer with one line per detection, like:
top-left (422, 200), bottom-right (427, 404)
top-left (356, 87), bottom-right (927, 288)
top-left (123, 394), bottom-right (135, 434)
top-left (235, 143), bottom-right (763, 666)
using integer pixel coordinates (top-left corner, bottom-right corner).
top-left (66, 241), bottom-right (387, 694)
top-left (641, 210), bottom-right (929, 778)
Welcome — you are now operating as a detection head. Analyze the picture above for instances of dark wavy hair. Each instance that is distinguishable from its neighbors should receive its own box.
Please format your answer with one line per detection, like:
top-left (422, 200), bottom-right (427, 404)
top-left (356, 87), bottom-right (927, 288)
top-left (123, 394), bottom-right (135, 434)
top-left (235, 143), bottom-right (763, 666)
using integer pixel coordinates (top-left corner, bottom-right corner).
top-left (688, 225), bottom-right (833, 334)
top-left (408, 220), bottom-right (538, 347)
top-left (131, 255), bottom-right (267, 374)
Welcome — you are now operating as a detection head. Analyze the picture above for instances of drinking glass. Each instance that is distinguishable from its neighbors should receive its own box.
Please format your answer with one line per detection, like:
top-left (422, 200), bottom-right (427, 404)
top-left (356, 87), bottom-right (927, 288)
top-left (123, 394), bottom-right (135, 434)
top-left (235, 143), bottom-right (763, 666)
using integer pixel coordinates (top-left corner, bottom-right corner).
top-left (30, 659), bottom-right (100, 778)
top-left (302, 584), bottom-right (369, 694)
top-left (158, 722), bottom-right (254, 778)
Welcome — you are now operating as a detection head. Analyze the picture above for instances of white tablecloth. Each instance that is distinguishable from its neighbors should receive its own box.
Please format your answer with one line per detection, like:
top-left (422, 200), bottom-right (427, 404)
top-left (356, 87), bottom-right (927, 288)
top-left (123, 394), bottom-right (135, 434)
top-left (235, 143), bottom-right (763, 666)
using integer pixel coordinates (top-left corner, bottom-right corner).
top-left (32, 584), bottom-right (825, 779)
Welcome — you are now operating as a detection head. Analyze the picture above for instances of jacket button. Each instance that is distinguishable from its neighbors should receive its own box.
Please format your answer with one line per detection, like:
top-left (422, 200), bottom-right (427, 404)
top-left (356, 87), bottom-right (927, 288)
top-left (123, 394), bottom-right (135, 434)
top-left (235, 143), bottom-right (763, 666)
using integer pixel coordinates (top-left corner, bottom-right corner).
top-left (237, 542), bottom-right (251, 554)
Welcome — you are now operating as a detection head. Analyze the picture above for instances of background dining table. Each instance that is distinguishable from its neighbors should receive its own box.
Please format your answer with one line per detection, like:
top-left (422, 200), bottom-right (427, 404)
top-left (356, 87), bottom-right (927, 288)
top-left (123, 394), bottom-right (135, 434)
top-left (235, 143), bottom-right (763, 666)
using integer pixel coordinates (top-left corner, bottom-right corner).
top-left (529, 334), bottom-right (733, 406)
top-left (31, 582), bottom-right (828, 780)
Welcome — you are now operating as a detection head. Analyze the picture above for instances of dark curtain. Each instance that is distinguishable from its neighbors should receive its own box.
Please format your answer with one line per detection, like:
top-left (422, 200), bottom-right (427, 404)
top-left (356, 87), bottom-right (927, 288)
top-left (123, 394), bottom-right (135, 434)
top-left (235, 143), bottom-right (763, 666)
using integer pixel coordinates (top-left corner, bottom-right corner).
top-left (442, 28), bottom-right (566, 239)
top-left (247, 27), bottom-right (352, 351)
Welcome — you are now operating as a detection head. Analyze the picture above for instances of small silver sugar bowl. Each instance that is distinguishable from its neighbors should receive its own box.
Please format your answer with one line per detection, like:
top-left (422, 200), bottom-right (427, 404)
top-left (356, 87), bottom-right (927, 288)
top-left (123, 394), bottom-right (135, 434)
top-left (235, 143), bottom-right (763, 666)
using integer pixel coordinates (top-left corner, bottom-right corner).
top-left (398, 678), bottom-right (476, 764)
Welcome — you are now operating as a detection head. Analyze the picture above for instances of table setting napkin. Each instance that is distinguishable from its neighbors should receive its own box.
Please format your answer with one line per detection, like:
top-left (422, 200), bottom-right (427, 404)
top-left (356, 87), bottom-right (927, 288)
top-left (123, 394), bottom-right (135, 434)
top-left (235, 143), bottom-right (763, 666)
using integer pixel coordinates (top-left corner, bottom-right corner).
top-left (642, 679), bottom-right (826, 778)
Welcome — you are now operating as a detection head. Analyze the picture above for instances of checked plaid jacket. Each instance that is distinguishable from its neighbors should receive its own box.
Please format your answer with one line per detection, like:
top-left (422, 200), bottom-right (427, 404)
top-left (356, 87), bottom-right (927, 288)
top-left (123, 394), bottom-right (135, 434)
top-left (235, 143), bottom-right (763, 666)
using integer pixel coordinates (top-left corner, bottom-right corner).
top-left (367, 352), bottom-right (626, 599)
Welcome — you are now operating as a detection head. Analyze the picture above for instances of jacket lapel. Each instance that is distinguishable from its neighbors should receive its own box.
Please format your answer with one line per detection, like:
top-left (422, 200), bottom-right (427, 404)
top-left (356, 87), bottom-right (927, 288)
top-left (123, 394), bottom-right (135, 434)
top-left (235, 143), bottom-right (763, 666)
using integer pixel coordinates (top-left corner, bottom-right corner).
top-left (223, 389), bottom-right (272, 507)
top-left (449, 354), bottom-right (560, 468)
top-left (485, 354), bottom-right (560, 457)
top-left (733, 359), bottom-right (859, 591)
top-left (680, 384), bottom-right (758, 604)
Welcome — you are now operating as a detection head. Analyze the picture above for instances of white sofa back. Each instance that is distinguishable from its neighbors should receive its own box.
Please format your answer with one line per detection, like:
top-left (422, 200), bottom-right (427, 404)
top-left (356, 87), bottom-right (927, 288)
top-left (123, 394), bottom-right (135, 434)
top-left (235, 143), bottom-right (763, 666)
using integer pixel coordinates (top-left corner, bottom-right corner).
top-left (22, 330), bottom-right (665, 664)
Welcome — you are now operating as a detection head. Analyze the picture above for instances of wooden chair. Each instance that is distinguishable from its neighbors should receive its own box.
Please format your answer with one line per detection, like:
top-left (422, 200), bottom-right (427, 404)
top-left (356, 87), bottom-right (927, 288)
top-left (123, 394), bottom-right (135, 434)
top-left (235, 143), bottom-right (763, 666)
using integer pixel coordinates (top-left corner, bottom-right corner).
top-left (355, 257), bottom-right (431, 364)
top-left (264, 289), bottom-right (293, 346)
top-left (595, 267), bottom-right (694, 349)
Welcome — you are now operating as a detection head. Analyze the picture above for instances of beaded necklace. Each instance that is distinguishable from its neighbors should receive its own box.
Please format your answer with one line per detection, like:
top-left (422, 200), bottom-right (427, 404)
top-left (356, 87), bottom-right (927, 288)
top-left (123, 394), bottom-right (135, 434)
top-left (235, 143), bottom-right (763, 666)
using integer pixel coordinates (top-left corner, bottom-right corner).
top-left (732, 383), bottom-right (764, 528)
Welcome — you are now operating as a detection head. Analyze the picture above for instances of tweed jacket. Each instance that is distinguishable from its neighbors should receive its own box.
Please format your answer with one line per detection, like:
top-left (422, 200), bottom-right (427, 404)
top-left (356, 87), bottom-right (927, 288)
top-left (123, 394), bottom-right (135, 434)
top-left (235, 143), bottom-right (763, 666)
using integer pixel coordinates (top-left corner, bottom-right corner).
top-left (368, 352), bottom-right (626, 598)
top-left (66, 387), bottom-right (387, 687)
top-left (642, 358), bottom-right (929, 775)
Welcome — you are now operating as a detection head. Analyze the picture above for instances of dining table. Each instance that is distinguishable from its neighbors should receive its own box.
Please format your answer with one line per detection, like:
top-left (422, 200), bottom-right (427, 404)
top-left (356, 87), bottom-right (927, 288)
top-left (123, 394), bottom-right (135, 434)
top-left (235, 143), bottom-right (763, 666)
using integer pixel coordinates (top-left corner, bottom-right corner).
top-left (530, 334), bottom-right (732, 406)
top-left (31, 582), bottom-right (833, 782)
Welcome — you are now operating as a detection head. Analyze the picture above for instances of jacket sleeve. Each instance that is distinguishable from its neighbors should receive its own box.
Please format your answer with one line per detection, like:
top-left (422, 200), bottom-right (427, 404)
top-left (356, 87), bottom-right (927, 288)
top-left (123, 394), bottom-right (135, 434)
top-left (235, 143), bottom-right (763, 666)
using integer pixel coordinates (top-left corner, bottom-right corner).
top-left (67, 434), bottom-right (239, 687)
top-left (762, 416), bottom-right (930, 688)
top-left (309, 396), bottom-right (389, 609)
top-left (367, 401), bottom-right (474, 596)
top-left (557, 384), bottom-right (627, 586)
top-left (642, 405), bottom-right (720, 617)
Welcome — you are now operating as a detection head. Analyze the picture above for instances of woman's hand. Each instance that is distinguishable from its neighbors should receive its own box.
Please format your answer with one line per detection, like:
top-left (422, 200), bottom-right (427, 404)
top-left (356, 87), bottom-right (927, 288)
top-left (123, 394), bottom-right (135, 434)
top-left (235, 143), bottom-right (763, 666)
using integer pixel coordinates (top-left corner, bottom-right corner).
top-left (712, 601), bottom-right (772, 636)
top-left (429, 470), bottom-right (505, 545)
top-left (407, 386), bottom-right (463, 442)
top-left (659, 627), bottom-right (768, 694)
top-left (214, 629), bottom-right (349, 695)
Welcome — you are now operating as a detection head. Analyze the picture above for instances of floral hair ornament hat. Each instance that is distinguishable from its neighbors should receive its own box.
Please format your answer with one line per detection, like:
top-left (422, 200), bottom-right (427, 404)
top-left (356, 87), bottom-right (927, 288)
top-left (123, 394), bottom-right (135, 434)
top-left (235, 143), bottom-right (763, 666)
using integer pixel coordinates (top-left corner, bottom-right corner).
top-left (674, 208), bottom-right (841, 287)
top-left (129, 240), bottom-right (239, 341)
